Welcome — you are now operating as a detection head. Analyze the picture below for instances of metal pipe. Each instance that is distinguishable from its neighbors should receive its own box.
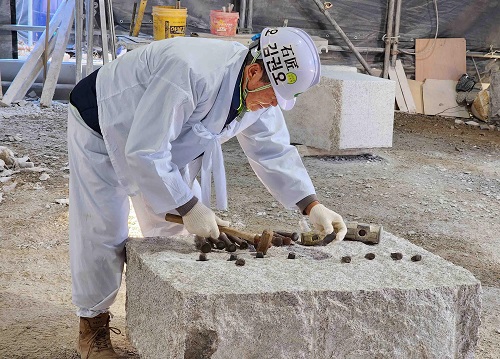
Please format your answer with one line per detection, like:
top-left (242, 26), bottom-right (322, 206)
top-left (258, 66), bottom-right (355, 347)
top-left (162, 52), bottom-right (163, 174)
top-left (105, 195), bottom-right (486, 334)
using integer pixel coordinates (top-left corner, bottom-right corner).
top-left (107, 0), bottom-right (116, 60)
top-left (247, 0), bottom-right (253, 31)
top-left (75, 0), bottom-right (83, 82)
top-left (0, 24), bottom-right (46, 31)
top-left (328, 45), bottom-right (500, 59)
top-left (467, 52), bottom-right (500, 59)
top-left (27, 0), bottom-right (33, 47)
top-left (239, 0), bottom-right (247, 31)
top-left (391, 0), bottom-right (402, 67)
top-left (98, 0), bottom-right (109, 64)
top-left (311, 0), bottom-right (375, 76)
top-left (10, 0), bottom-right (18, 59)
top-left (86, 0), bottom-right (95, 76)
top-left (44, 0), bottom-right (50, 83)
top-left (383, 0), bottom-right (396, 78)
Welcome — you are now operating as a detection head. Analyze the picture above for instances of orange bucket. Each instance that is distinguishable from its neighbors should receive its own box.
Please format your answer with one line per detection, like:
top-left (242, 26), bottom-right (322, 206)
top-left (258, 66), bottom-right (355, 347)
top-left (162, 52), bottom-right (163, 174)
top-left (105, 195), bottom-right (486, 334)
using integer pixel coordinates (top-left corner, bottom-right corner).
top-left (210, 10), bottom-right (239, 36)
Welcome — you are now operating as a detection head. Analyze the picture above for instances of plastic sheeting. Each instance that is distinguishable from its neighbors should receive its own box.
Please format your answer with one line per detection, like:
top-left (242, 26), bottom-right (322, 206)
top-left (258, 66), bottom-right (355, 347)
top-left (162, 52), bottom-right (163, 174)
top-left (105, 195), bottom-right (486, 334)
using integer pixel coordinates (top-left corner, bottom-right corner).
top-left (111, 0), bottom-right (499, 51)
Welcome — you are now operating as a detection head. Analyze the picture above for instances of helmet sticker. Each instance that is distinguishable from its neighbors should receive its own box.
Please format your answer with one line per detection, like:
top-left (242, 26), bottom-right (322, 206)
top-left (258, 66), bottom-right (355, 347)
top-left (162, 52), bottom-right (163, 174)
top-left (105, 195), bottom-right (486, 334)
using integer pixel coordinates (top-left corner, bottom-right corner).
top-left (263, 42), bottom-right (300, 86)
top-left (286, 73), bottom-right (297, 84)
top-left (264, 28), bottom-right (279, 36)
top-left (262, 27), bottom-right (303, 87)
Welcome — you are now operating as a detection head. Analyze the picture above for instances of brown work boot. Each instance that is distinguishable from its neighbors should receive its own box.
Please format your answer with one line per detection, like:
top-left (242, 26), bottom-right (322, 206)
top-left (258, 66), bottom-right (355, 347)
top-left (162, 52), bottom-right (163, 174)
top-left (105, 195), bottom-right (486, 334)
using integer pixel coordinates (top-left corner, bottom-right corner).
top-left (77, 312), bottom-right (121, 359)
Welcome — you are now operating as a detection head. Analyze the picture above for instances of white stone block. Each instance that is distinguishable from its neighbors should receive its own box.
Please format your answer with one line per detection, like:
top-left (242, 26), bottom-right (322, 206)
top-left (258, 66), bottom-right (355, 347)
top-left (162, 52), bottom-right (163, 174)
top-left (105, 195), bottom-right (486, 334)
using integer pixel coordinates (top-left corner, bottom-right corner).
top-left (283, 69), bottom-right (396, 150)
top-left (126, 232), bottom-right (480, 359)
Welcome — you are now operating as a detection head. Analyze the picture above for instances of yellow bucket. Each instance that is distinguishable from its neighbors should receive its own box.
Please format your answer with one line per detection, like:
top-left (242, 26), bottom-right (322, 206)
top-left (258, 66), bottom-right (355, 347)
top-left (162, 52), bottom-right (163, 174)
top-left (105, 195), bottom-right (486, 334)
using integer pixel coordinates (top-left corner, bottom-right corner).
top-left (152, 6), bottom-right (187, 40)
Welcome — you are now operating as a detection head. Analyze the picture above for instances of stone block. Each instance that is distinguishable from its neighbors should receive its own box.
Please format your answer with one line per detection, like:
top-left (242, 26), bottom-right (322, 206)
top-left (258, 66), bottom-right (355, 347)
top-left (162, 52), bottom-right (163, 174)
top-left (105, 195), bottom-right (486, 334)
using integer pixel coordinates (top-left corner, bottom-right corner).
top-left (489, 71), bottom-right (500, 119)
top-left (283, 68), bottom-right (395, 150)
top-left (126, 232), bottom-right (481, 359)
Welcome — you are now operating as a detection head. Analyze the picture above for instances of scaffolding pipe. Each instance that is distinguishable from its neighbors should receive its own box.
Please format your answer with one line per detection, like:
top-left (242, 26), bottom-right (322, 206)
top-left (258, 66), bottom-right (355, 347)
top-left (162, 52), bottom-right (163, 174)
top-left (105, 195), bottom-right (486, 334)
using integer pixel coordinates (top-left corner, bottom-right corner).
top-left (44, 0), bottom-right (50, 83)
top-left (239, 0), bottom-right (247, 31)
top-left (383, 0), bottom-right (396, 78)
top-left (391, 0), bottom-right (402, 67)
top-left (10, 0), bottom-right (18, 59)
top-left (28, 0), bottom-right (33, 47)
top-left (86, 0), bottom-right (94, 76)
top-left (107, 0), bottom-right (116, 60)
top-left (247, 0), bottom-right (253, 31)
top-left (311, 0), bottom-right (375, 76)
top-left (328, 45), bottom-right (500, 59)
top-left (75, 0), bottom-right (83, 82)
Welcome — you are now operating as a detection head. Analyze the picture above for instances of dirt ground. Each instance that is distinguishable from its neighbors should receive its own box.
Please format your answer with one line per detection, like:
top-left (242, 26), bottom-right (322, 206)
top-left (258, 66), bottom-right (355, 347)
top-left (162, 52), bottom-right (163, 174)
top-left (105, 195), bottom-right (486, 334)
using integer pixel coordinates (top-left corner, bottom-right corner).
top-left (0, 101), bottom-right (499, 358)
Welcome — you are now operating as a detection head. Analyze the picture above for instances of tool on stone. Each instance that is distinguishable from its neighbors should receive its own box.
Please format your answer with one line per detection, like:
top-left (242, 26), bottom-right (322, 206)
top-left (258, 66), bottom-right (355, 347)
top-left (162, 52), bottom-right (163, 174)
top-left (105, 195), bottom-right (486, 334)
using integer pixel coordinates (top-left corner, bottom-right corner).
top-left (165, 214), bottom-right (273, 254)
top-left (390, 252), bottom-right (403, 260)
top-left (195, 236), bottom-right (212, 253)
top-left (341, 256), bottom-right (351, 263)
top-left (219, 233), bottom-right (237, 252)
top-left (207, 236), bottom-right (226, 250)
top-left (300, 221), bottom-right (383, 246)
top-left (276, 231), bottom-right (300, 242)
top-left (226, 233), bottom-right (248, 250)
top-left (272, 233), bottom-right (293, 246)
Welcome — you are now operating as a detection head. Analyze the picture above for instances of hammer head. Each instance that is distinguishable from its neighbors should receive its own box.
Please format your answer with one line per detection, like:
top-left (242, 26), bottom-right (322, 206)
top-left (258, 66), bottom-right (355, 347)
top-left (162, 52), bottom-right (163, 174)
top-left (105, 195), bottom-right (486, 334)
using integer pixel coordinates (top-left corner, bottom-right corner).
top-left (255, 229), bottom-right (273, 254)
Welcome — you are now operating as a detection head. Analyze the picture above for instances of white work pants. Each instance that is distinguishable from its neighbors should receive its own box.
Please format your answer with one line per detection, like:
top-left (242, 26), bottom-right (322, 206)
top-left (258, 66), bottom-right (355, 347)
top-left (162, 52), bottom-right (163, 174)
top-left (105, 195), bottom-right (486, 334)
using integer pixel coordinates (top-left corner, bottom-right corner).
top-left (67, 105), bottom-right (200, 318)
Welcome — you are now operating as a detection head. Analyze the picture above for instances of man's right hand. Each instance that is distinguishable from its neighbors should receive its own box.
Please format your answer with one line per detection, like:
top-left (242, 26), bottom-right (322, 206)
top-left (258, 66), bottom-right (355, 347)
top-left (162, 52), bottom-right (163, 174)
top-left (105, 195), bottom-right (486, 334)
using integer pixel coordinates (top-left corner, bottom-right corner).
top-left (182, 202), bottom-right (229, 239)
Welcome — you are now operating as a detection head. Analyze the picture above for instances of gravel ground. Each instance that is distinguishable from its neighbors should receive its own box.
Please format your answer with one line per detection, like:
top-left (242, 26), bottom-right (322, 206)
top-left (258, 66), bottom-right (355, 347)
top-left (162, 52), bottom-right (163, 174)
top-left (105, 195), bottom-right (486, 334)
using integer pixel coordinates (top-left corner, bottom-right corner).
top-left (0, 101), bottom-right (499, 358)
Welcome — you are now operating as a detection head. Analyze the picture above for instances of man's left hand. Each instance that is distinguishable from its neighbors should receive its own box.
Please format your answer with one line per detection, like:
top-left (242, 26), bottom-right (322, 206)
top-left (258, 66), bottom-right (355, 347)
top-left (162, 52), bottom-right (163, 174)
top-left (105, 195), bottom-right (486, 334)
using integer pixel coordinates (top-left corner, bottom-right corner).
top-left (308, 204), bottom-right (347, 243)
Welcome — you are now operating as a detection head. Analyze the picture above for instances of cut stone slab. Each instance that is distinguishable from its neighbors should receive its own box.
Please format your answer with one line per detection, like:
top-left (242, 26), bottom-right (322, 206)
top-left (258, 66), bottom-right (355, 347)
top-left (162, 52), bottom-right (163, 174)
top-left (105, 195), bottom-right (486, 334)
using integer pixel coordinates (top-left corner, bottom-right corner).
top-left (423, 79), bottom-right (470, 118)
top-left (126, 232), bottom-right (481, 359)
top-left (489, 71), bottom-right (500, 118)
top-left (408, 79), bottom-right (424, 114)
top-left (283, 70), bottom-right (395, 150)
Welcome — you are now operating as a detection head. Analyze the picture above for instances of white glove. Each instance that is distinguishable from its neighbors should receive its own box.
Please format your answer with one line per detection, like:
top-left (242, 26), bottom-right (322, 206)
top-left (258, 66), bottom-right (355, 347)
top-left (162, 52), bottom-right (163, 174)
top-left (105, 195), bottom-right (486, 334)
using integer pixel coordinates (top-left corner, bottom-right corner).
top-left (309, 204), bottom-right (347, 243)
top-left (182, 202), bottom-right (230, 239)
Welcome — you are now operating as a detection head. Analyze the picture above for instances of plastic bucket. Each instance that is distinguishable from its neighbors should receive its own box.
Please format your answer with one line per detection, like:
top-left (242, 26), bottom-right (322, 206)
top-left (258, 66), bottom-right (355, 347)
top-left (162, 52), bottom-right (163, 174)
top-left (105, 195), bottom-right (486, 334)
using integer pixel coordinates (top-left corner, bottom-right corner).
top-left (210, 10), bottom-right (239, 36)
top-left (152, 6), bottom-right (188, 40)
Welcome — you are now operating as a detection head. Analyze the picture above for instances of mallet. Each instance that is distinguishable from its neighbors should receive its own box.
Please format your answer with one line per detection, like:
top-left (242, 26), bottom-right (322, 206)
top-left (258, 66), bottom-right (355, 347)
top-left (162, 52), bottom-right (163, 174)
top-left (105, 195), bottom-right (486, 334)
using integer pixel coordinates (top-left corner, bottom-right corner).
top-left (165, 213), bottom-right (273, 254)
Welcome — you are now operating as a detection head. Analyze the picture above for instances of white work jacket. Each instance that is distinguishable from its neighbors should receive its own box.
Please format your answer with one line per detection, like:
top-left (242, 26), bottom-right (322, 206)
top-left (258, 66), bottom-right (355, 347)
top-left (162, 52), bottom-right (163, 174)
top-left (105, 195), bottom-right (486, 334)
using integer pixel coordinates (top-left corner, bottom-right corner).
top-left (96, 37), bottom-right (315, 214)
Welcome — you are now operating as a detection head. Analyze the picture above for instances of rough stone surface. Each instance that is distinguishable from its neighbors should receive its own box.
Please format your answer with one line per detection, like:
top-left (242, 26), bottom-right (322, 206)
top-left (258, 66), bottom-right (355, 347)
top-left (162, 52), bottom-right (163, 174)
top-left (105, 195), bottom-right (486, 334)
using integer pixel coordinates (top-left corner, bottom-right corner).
top-left (126, 232), bottom-right (481, 359)
top-left (283, 69), bottom-right (395, 150)
top-left (489, 71), bottom-right (500, 119)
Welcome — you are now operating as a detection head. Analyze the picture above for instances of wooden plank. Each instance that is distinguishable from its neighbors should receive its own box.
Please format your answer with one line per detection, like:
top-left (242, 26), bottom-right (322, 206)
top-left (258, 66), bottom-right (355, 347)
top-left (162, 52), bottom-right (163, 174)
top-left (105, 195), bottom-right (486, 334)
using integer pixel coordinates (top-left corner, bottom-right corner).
top-left (415, 38), bottom-right (467, 82)
top-left (41, 0), bottom-right (76, 107)
top-left (394, 60), bottom-right (416, 113)
top-left (131, 0), bottom-right (148, 37)
top-left (407, 79), bottom-right (424, 114)
top-left (422, 79), bottom-right (469, 118)
top-left (388, 65), bottom-right (408, 112)
top-left (9, 36), bottom-right (58, 104)
top-left (0, 0), bottom-right (67, 106)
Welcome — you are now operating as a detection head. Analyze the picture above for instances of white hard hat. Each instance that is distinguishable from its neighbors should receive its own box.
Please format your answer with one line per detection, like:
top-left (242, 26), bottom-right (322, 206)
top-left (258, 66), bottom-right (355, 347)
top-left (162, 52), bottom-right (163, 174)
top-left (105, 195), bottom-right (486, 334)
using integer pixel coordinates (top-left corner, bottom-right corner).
top-left (259, 27), bottom-right (321, 110)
